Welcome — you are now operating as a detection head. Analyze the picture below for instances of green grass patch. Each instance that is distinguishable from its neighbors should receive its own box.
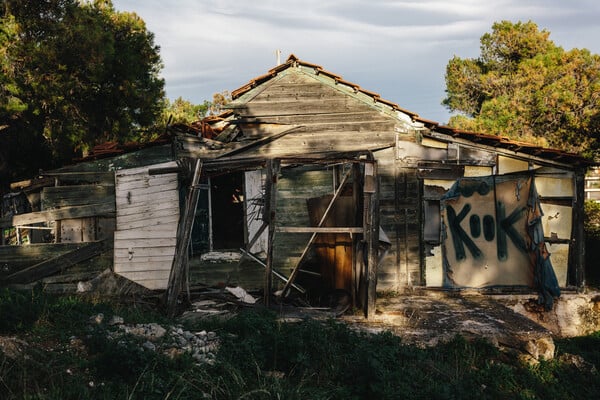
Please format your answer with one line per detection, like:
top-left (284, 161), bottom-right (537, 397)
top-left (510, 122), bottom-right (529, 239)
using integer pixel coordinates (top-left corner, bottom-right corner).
top-left (1, 289), bottom-right (600, 399)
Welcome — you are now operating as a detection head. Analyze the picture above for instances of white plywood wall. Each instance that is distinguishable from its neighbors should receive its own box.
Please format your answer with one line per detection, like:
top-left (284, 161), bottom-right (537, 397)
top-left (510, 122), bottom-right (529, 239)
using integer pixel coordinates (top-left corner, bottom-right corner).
top-left (113, 161), bottom-right (179, 290)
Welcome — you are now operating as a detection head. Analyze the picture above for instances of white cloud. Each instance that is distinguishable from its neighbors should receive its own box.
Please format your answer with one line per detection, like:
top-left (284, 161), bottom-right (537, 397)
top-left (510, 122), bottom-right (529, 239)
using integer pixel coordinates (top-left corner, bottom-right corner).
top-left (113, 0), bottom-right (600, 123)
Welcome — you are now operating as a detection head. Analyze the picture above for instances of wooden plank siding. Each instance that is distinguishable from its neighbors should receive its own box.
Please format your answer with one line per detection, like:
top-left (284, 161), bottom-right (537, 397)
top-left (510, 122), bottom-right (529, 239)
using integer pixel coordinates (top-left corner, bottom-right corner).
top-left (42, 185), bottom-right (114, 210)
top-left (375, 148), bottom-right (422, 290)
top-left (226, 71), bottom-right (399, 159)
top-left (113, 161), bottom-right (180, 290)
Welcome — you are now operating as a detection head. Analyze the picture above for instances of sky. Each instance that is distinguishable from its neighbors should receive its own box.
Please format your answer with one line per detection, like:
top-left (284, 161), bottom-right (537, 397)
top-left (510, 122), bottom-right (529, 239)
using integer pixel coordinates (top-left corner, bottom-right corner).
top-left (112, 0), bottom-right (600, 124)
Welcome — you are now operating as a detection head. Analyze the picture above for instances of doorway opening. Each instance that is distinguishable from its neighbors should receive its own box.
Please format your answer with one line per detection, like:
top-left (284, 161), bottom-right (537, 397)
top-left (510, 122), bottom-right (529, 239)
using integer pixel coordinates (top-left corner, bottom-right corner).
top-left (210, 172), bottom-right (245, 250)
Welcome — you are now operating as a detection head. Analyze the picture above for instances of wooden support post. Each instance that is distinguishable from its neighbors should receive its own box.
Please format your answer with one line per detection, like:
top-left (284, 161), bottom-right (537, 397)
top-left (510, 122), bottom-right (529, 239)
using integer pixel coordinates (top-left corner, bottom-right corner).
top-left (352, 163), bottom-right (361, 309)
top-left (364, 161), bottom-right (379, 318)
top-left (264, 159), bottom-right (280, 307)
top-left (165, 159), bottom-right (203, 316)
top-left (570, 169), bottom-right (586, 288)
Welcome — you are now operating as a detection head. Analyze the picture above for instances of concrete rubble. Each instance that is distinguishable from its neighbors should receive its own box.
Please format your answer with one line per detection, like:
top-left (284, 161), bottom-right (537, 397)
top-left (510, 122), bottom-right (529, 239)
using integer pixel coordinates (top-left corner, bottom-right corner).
top-left (0, 335), bottom-right (28, 359)
top-left (88, 313), bottom-right (220, 365)
top-left (341, 290), bottom-right (600, 363)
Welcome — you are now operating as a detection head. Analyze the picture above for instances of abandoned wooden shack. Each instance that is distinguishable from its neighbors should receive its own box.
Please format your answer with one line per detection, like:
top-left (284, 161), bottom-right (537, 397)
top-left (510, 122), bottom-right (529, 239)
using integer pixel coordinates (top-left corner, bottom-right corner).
top-left (0, 54), bottom-right (594, 316)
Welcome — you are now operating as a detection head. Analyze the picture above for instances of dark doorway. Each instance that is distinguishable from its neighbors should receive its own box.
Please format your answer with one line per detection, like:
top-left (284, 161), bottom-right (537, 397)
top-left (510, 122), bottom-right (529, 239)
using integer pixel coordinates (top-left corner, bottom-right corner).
top-left (211, 172), bottom-right (244, 250)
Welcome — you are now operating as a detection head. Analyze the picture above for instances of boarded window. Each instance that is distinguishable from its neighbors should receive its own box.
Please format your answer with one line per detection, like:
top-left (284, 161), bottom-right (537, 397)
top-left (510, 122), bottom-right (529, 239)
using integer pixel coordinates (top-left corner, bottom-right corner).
top-left (424, 200), bottom-right (440, 243)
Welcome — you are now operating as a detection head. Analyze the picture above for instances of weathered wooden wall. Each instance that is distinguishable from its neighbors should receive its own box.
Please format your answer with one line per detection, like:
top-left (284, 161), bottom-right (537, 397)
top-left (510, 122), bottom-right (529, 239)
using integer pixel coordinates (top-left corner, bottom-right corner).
top-left (227, 69), bottom-right (400, 158)
top-left (113, 161), bottom-right (180, 290)
top-left (376, 147), bottom-right (422, 290)
top-left (227, 67), bottom-right (418, 290)
top-left (186, 64), bottom-right (583, 292)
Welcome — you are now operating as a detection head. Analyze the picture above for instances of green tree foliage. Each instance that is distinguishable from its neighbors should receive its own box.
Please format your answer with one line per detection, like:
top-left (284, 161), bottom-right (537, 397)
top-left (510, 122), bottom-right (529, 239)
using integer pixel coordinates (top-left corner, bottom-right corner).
top-left (443, 21), bottom-right (600, 159)
top-left (585, 200), bottom-right (600, 240)
top-left (0, 0), bottom-right (165, 186)
top-left (159, 97), bottom-right (211, 126)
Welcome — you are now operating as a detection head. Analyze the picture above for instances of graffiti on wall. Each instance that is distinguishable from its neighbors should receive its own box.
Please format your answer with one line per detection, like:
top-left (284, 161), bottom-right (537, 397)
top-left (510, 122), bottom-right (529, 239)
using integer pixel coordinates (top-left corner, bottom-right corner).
top-left (441, 175), bottom-right (534, 287)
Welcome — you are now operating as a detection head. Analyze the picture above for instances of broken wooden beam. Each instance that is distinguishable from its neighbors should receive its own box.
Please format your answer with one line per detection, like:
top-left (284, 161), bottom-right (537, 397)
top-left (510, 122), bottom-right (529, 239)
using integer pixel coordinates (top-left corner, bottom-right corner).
top-left (264, 159), bottom-right (280, 306)
top-left (165, 159), bottom-right (203, 316)
top-left (239, 248), bottom-right (306, 294)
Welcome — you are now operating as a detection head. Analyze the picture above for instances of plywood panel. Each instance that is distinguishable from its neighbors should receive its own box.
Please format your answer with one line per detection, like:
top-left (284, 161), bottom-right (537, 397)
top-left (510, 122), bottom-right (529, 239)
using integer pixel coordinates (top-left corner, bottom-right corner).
top-left (115, 183), bottom-right (178, 200)
top-left (60, 218), bottom-right (95, 243)
top-left (114, 229), bottom-right (178, 240)
top-left (425, 245), bottom-right (443, 287)
top-left (421, 137), bottom-right (448, 149)
top-left (116, 198), bottom-right (179, 217)
top-left (117, 276), bottom-right (170, 290)
top-left (115, 270), bottom-right (171, 280)
top-left (114, 161), bottom-right (177, 177)
top-left (540, 204), bottom-right (572, 240)
top-left (424, 179), bottom-right (455, 191)
top-left (114, 174), bottom-right (176, 187)
top-left (536, 177), bottom-right (574, 197)
top-left (245, 169), bottom-right (267, 253)
top-left (112, 261), bottom-right (173, 273)
top-left (116, 208), bottom-right (179, 224)
top-left (464, 166), bottom-right (493, 177)
top-left (113, 238), bottom-right (177, 249)
top-left (307, 195), bottom-right (355, 292)
top-left (498, 156), bottom-right (529, 174)
top-left (114, 255), bottom-right (175, 264)
top-left (547, 242), bottom-right (569, 287)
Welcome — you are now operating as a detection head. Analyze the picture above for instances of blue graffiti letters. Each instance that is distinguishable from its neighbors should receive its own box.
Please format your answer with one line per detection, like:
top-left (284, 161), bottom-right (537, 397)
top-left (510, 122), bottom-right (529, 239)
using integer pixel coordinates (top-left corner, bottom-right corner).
top-left (496, 202), bottom-right (527, 261)
top-left (469, 214), bottom-right (481, 238)
top-left (447, 202), bottom-right (527, 262)
top-left (447, 204), bottom-right (482, 260)
top-left (483, 215), bottom-right (495, 241)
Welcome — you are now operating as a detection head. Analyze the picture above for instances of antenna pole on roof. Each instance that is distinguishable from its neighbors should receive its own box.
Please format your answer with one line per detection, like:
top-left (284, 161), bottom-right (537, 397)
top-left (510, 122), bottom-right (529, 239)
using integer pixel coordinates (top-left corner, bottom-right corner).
top-left (275, 49), bottom-right (281, 65)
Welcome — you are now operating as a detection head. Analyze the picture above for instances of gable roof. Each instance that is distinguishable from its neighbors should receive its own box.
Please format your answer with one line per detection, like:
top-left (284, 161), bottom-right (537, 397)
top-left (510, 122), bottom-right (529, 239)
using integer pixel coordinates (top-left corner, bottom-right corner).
top-left (230, 54), bottom-right (593, 167)
top-left (231, 54), bottom-right (419, 120)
